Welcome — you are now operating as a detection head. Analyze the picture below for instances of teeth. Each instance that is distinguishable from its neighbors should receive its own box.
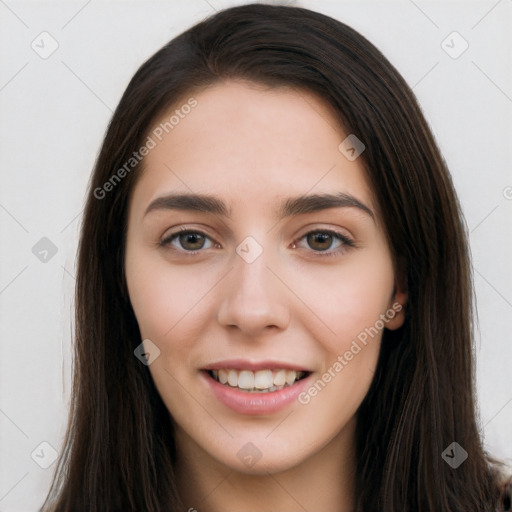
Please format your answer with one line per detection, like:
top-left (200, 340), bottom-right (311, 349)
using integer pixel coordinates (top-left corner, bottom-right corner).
top-left (218, 369), bottom-right (227, 384)
top-left (273, 369), bottom-right (286, 387)
top-left (254, 370), bottom-right (273, 389)
top-left (208, 368), bottom-right (307, 392)
top-left (228, 369), bottom-right (238, 387)
top-left (238, 370), bottom-right (254, 390)
top-left (285, 370), bottom-right (296, 386)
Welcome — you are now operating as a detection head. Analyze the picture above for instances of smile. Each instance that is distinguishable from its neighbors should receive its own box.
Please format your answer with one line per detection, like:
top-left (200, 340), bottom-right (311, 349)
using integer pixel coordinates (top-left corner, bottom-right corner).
top-left (201, 365), bottom-right (314, 415)
top-left (207, 368), bottom-right (309, 393)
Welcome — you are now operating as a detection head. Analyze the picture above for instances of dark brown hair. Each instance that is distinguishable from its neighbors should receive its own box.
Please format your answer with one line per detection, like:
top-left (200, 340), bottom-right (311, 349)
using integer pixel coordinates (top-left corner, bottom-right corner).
top-left (41, 3), bottom-right (510, 511)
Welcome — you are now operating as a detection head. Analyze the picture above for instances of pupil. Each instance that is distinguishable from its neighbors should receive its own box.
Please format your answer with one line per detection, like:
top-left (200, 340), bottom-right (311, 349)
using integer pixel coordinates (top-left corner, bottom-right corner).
top-left (308, 232), bottom-right (332, 251)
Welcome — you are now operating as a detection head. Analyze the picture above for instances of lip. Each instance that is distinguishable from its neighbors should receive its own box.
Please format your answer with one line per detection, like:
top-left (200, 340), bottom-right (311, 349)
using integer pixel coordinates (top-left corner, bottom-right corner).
top-left (200, 369), bottom-right (314, 416)
top-left (202, 358), bottom-right (311, 372)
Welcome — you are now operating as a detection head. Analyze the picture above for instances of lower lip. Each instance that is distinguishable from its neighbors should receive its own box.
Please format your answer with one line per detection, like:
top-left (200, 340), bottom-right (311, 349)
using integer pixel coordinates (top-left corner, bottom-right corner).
top-left (201, 371), bottom-right (313, 416)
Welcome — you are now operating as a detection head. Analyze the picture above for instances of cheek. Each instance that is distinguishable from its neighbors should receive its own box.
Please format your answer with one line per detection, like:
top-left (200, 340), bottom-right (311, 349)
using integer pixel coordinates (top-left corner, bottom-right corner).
top-left (125, 252), bottom-right (215, 416)
top-left (297, 350), bottom-right (378, 441)
top-left (294, 259), bottom-right (390, 425)
top-left (288, 250), bottom-right (395, 352)
top-left (125, 250), bottom-right (218, 341)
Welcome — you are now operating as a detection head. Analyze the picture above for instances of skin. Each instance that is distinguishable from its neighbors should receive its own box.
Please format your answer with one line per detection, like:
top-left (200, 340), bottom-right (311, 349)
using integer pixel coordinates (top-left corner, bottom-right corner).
top-left (124, 80), bottom-right (407, 512)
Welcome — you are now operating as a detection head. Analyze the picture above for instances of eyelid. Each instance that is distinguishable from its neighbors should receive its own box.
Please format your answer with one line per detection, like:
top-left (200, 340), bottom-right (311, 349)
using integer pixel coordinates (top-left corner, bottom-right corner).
top-left (159, 226), bottom-right (218, 251)
top-left (159, 225), bottom-right (356, 257)
top-left (292, 228), bottom-right (355, 257)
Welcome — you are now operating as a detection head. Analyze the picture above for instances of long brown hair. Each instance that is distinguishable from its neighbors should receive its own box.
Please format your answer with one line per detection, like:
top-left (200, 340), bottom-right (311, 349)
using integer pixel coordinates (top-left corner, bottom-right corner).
top-left (41, 4), bottom-right (510, 511)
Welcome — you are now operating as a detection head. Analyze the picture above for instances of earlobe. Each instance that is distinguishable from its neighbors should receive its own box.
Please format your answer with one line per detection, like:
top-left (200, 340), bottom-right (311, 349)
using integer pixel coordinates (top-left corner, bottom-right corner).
top-left (386, 280), bottom-right (408, 331)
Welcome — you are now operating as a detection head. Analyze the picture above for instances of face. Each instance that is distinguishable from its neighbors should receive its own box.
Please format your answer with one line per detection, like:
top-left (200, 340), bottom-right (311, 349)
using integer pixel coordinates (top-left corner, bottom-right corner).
top-left (124, 80), bottom-right (407, 475)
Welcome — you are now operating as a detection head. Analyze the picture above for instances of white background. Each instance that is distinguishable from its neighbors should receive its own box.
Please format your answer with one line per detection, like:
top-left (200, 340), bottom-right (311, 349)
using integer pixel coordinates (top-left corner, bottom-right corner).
top-left (0, 1), bottom-right (511, 510)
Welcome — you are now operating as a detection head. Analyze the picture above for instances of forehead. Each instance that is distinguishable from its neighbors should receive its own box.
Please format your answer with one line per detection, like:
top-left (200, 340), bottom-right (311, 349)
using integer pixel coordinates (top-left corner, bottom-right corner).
top-left (130, 80), bottom-right (376, 218)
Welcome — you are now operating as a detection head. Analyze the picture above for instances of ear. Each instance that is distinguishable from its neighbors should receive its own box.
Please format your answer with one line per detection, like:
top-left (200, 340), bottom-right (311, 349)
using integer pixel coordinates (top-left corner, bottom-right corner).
top-left (385, 274), bottom-right (408, 331)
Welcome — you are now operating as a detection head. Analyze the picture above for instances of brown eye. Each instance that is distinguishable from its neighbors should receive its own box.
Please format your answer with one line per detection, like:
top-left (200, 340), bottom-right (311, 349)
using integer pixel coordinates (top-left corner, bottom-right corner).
top-left (160, 230), bottom-right (215, 253)
top-left (178, 232), bottom-right (206, 251)
top-left (294, 229), bottom-right (355, 257)
top-left (307, 232), bottom-right (334, 251)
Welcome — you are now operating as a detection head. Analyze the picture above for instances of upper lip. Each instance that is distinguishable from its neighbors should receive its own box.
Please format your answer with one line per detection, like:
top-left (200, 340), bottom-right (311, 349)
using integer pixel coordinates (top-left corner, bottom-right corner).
top-left (202, 358), bottom-right (312, 372)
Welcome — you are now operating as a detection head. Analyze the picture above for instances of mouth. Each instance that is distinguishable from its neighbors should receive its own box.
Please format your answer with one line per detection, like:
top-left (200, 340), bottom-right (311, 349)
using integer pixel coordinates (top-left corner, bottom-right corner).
top-left (200, 359), bottom-right (314, 415)
top-left (205, 368), bottom-right (311, 393)
top-left (201, 363), bottom-right (314, 415)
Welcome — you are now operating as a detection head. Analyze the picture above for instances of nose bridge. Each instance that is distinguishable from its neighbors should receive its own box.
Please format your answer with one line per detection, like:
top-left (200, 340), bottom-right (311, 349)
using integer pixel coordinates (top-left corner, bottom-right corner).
top-left (216, 236), bottom-right (290, 334)
top-left (234, 242), bottom-right (274, 297)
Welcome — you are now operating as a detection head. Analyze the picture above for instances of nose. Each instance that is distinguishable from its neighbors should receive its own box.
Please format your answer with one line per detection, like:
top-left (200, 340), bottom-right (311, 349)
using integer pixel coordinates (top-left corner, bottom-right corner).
top-left (216, 246), bottom-right (290, 336)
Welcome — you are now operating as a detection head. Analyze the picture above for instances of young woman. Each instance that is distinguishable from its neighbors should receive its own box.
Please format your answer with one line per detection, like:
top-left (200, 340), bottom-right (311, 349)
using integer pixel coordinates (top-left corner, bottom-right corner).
top-left (41, 3), bottom-right (511, 511)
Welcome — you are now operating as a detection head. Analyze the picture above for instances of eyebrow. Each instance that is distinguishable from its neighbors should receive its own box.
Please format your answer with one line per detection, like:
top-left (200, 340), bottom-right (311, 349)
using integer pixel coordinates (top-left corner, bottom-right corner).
top-left (144, 191), bottom-right (375, 222)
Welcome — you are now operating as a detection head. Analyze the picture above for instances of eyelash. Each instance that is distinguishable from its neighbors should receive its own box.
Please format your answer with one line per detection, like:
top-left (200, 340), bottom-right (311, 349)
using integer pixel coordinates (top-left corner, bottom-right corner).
top-left (159, 227), bottom-right (355, 258)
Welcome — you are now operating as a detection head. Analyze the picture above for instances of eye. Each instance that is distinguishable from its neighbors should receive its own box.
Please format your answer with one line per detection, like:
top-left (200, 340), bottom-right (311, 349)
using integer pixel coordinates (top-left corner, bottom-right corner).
top-left (294, 229), bottom-right (355, 257)
top-left (160, 229), bottom-right (216, 253)
top-left (159, 227), bottom-right (355, 257)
